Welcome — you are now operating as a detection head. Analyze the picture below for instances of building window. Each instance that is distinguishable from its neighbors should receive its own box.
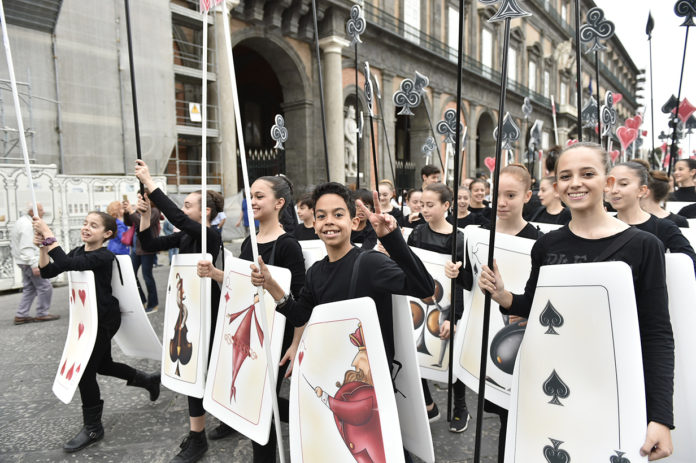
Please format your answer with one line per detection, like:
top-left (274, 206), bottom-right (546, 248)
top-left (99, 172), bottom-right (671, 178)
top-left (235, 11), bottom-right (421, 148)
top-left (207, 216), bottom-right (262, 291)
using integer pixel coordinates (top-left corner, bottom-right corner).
top-left (560, 81), bottom-right (568, 105)
top-left (508, 47), bottom-right (518, 82)
top-left (529, 60), bottom-right (537, 92)
top-left (561, 3), bottom-right (568, 23)
top-left (544, 70), bottom-right (550, 97)
top-left (448, 6), bottom-right (459, 61)
top-left (482, 27), bottom-right (493, 72)
top-left (404, 0), bottom-right (420, 44)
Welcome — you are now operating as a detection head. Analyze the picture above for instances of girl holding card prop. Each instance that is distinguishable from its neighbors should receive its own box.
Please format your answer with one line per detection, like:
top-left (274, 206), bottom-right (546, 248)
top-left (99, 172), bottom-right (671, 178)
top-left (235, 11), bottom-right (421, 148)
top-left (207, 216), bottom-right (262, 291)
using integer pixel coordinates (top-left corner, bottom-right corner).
top-left (198, 175), bottom-right (306, 462)
top-left (528, 176), bottom-right (571, 225)
top-left (468, 179), bottom-right (492, 217)
top-left (609, 161), bottom-right (696, 272)
top-left (636, 166), bottom-right (689, 228)
top-left (446, 185), bottom-right (490, 229)
top-left (478, 142), bottom-right (675, 460)
top-left (669, 159), bottom-right (696, 202)
top-left (401, 188), bottom-right (425, 229)
top-left (406, 182), bottom-right (471, 432)
top-left (33, 212), bottom-right (160, 453)
top-left (133, 160), bottom-right (223, 463)
top-left (446, 164), bottom-right (543, 461)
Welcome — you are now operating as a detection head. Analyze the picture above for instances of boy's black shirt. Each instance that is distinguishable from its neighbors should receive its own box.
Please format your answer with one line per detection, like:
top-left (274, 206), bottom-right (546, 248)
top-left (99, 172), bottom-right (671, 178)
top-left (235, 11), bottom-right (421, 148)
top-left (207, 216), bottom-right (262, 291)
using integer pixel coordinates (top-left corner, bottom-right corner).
top-left (276, 229), bottom-right (434, 363)
top-left (351, 221), bottom-right (378, 249)
top-left (293, 223), bottom-right (318, 241)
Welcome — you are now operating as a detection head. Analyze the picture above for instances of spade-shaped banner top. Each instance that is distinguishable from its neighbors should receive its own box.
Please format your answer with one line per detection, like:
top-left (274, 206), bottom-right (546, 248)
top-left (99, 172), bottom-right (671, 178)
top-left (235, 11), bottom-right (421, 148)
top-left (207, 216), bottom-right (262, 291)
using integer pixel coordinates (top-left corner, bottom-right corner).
top-left (492, 112), bottom-right (521, 150)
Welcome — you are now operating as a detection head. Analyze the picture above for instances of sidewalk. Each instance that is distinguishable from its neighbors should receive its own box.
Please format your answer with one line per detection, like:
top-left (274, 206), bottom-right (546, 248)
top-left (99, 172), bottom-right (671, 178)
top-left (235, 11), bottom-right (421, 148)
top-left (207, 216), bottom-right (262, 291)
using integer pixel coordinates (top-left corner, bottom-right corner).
top-left (0, 254), bottom-right (501, 462)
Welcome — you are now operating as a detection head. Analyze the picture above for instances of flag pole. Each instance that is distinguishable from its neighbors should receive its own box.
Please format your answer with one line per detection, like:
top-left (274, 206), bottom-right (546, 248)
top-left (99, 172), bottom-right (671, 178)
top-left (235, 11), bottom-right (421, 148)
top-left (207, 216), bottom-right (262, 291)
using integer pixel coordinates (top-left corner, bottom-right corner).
top-left (574, 0), bottom-right (582, 142)
top-left (551, 95), bottom-right (559, 145)
top-left (647, 12), bottom-right (656, 165)
top-left (123, 0), bottom-right (145, 196)
top-left (310, 0), bottom-right (331, 181)
top-left (200, 7), bottom-right (208, 258)
top-left (668, 19), bottom-right (691, 176)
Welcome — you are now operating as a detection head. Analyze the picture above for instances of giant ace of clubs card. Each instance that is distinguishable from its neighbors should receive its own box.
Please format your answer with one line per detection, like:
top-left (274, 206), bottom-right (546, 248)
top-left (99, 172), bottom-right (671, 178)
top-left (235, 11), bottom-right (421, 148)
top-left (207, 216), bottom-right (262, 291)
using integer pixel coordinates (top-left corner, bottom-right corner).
top-left (289, 298), bottom-right (405, 463)
top-left (161, 253), bottom-right (212, 398)
top-left (203, 251), bottom-right (291, 445)
top-left (505, 262), bottom-right (646, 462)
top-left (53, 271), bottom-right (99, 404)
top-left (453, 227), bottom-right (534, 408)
top-left (112, 255), bottom-right (162, 360)
top-left (665, 253), bottom-right (696, 462)
top-left (408, 247), bottom-right (452, 383)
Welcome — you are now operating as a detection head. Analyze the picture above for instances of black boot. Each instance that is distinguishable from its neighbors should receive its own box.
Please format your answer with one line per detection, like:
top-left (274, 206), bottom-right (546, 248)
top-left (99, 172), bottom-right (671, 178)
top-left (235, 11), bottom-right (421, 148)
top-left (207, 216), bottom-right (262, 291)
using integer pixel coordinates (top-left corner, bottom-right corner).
top-left (127, 370), bottom-right (161, 401)
top-left (208, 421), bottom-right (236, 440)
top-left (63, 400), bottom-right (104, 452)
top-left (170, 430), bottom-right (208, 463)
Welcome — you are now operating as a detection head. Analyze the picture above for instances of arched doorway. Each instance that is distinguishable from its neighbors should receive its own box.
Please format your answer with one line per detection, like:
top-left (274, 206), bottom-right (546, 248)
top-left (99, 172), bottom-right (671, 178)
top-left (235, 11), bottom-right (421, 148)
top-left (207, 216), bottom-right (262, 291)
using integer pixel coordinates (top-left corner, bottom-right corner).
top-left (343, 92), bottom-right (372, 189)
top-left (476, 112), bottom-right (495, 173)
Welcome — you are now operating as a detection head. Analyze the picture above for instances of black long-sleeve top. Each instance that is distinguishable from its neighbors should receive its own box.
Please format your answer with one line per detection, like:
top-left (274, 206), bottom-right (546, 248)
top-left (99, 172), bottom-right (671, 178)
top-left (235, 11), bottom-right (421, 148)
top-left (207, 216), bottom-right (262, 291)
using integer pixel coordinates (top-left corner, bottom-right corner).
top-left (351, 221), bottom-right (377, 249)
top-left (123, 206), bottom-right (161, 255)
top-left (669, 186), bottom-right (696, 202)
top-left (665, 212), bottom-right (688, 228)
top-left (276, 229), bottom-right (434, 364)
top-left (293, 224), bottom-right (318, 241)
top-left (447, 212), bottom-right (490, 229)
top-left (240, 233), bottom-right (305, 299)
top-left (634, 214), bottom-right (696, 272)
top-left (678, 203), bottom-right (696, 219)
top-left (41, 246), bottom-right (119, 324)
top-left (529, 206), bottom-right (572, 225)
top-left (507, 226), bottom-right (674, 428)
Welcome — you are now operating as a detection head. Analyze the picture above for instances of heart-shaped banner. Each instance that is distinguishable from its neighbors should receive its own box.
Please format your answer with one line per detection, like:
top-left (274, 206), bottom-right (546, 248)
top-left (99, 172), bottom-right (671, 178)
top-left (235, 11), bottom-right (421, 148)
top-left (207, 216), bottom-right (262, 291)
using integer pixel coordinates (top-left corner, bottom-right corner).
top-left (484, 156), bottom-right (496, 173)
top-left (625, 115), bottom-right (642, 130)
top-left (616, 126), bottom-right (638, 151)
top-left (66, 363), bottom-right (75, 381)
top-left (613, 93), bottom-right (623, 104)
top-left (78, 322), bottom-right (85, 340)
top-left (566, 139), bottom-right (579, 147)
top-left (78, 289), bottom-right (86, 307)
top-left (610, 150), bottom-right (621, 163)
top-left (298, 351), bottom-right (304, 365)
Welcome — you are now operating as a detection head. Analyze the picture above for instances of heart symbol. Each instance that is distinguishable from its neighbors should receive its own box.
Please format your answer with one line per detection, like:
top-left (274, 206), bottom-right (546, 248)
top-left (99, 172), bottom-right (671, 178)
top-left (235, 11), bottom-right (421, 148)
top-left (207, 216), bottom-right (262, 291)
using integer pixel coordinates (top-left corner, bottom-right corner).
top-left (642, 130), bottom-right (648, 137)
top-left (78, 322), bottom-right (84, 340)
top-left (60, 360), bottom-right (66, 376)
top-left (616, 126), bottom-right (638, 151)
top-left (625, 115), bottom-right (642, 130)
top-left (484, 157), bottom-right (495, 173)
top-left (66, 363), bottom-right (74, 381)
top-left (663, 153), bottom-right (671, 168)
top-left (71, 289), bottom-right (75, 304)
top-left (661, 142), bottom-right (668, 154)
top-left (613, 93), bottom-right (623, 104)
top-left (76, 364), bottom-right (81, 373)
top-left (298, 351), bottom-right (304, 365)
top-left (566, 139), bottom-right (578, 147)
top-left (78, 289), bottom-right (86, 306)
top-left (610, 150), bottom-right (621, 163)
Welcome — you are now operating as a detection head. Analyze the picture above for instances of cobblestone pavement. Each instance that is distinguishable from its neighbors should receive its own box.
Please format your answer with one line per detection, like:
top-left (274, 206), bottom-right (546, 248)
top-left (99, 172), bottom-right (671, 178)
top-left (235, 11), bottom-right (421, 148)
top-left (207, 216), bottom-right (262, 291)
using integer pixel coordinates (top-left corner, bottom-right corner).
top-left (1, 247), bottom-right (501, 462)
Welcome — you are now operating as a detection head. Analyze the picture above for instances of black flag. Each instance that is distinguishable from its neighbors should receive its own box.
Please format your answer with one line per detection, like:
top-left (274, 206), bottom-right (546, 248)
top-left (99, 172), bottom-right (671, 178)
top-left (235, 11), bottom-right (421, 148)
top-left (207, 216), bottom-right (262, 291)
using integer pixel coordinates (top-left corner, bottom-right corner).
top-left (646, 12), bottom-right (654, 39)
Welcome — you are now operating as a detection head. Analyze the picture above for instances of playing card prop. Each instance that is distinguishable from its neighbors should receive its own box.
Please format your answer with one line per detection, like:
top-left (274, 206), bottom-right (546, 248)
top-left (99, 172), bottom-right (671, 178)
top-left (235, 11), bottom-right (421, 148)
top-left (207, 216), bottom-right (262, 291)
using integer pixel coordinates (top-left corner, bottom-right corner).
top-left (161, 253), bottom-right (212, 398)
top-left (53, 271), bottom-right (99, 404)
top-left (112, 255), bottom-right (162, 361)
top-left (505, 262), bottom-right (646, 462)
top-left (664, 201), bottom-right (694, 216)
top-left (299, 240), bottom-right (327, 271)
top-left (289, 298), bottom-right (404, 463)
top-left (529, 222), bottom-right (562, 234)
top-left (665, 253), bottom-right (696, 462)
top-left (203, 252), bottom-right (291, 445)
top-left (391, 295), bottom-right (434, 462)
top-left (408, 247), bottom-right (454, 382)
top-left (453, 227), bottom-right (534, 409)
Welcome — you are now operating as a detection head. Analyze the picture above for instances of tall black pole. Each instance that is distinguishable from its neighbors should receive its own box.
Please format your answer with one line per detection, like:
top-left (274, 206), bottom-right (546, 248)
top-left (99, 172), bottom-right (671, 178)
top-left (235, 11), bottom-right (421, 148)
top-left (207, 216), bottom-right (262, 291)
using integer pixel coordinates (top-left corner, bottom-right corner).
top-left (368, 115), bottom-right (379, 188)
top-left (668, 26), bottom-right (690, 176)
top-left (355, 43), bottom-right (361, 189)
top-left (123, 0), bottom-right (144, 195)
top-left (311, 0), bottom-right (331, 181)
top-left (575, 0), bottom-right (583, 142)
top-left (649, 35), bottom-right (656, 164)
top-left (364, 63), bottom-right (380, 189)
top-left (595, 51), bottom-right (602, 145)
top-left (374, 79), bottom-right (396, 182)
top-left (423, 102), bottom-right (447, 172)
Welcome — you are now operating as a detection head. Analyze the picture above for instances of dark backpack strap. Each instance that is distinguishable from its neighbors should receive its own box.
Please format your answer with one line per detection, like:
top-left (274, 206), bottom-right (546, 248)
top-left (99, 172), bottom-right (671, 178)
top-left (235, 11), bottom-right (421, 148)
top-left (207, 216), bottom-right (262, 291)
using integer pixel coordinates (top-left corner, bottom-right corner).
top-left (349, 249), bottom-right (370, 298)
top-left (114, 256), bottom-right (124, 286)
top-left (593, 227), bottom-right (640, 263)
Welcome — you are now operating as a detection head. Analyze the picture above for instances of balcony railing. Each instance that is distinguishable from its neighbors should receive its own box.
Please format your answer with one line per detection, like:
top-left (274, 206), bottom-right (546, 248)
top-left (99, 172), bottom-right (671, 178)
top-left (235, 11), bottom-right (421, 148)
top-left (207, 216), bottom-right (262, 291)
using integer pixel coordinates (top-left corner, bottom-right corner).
top-left (175, 100), bottom-right (219, 130)
top-left (173, 37), bottom-right (216, 73)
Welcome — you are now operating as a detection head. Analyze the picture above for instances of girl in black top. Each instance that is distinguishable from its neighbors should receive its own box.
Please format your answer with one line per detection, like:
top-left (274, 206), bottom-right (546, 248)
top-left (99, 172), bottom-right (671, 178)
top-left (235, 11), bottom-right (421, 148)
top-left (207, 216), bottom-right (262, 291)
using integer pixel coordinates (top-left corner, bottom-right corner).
top-left (34, 212), bottom-right (160, 453)
top-left (640, 168), bottom-right (689, 228)
top-left (407, 183), bottom-right (470, 432)
top-left (134, 160), bottom-right (223, 463)
top-left (468, 179), bottom-right (492, 217)
top-left (401, 188), bottom-right (425, 228)
top-left (479, 143), bottom-right (674, 461)
top-left (609, 162), bottom-right (696, 272)
top-left (529, 176), bottom-right (571, 225)
top-left (377, 179), bottom-right (404, 225)
top-left (669, 159), bottom-right (696, 201)
top-left (447, 185), bottom-right (490, 229)
top-left (350, 189), bottom-right (378, 249)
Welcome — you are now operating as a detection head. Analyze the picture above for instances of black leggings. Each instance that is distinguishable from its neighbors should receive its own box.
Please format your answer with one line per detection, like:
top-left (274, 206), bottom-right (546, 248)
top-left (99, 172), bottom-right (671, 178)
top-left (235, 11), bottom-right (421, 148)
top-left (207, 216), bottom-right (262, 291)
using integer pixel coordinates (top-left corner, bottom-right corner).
top-left (484, 400), bottom-right (508, 463)
top-left (79, 315), bottom-right (136, 408)
top-left (421, 378), bottom-right (467, 409)
top-left (187, 301), bottom-right (220, 418)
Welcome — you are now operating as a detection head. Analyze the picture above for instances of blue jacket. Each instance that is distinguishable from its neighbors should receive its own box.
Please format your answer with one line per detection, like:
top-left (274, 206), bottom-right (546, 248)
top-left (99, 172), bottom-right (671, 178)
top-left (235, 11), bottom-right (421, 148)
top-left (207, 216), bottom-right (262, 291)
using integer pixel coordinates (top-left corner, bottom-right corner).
top-left (107, 218), bottom-right (131, 255)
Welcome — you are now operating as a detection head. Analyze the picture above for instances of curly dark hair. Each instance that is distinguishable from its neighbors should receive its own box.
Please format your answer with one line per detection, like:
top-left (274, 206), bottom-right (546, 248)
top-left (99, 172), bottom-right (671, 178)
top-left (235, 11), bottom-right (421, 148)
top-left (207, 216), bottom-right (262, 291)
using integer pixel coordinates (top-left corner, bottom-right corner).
top-left (311, 182), bottom-right (357, 218)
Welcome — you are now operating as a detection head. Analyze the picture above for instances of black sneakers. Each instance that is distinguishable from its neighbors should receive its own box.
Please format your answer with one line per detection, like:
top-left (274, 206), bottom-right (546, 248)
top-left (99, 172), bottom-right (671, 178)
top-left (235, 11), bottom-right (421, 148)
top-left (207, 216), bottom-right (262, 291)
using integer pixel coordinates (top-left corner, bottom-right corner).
top-left (427, 402), bottom-right (441, 423)
top-left (208, 422), bottom-right (236, 440)
top-left (170, 431), bottom-right (208, 463)
top-left (449, 407), bottom-right (471, 433)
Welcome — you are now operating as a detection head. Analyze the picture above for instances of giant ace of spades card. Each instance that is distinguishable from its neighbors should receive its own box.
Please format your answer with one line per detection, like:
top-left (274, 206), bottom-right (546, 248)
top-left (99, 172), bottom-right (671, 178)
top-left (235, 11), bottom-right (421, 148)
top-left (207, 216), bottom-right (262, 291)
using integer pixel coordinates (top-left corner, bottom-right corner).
top-left (408, 247), bottom-right (452, 383)
top-left (162, 253), bottom-right (212, 398)
top-left (203, 251), bottom-right (291, 445)
top-left (53, 271), bottom-right (99, 404)
top-left (112, 255), bottom-right (162, 361)
top-left (665, 253), bottom-right (696, 462)
top-left (505, 262), bottom-right (646, 463)
top-left (289, 298), bottom-right (404, 463)
top-left (453, 227), bottom-right (534, 409)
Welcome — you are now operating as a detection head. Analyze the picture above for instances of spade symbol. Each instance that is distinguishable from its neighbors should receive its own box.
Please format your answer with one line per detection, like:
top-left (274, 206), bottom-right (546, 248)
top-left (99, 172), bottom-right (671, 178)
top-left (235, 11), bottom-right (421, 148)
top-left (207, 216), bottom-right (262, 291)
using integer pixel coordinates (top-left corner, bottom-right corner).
top-left (543, 438), bottom-right (571, 463)
top-left (492, 112), bottom-right (521, 150)
top-left (539, 300), bottom-right (564, 335)
top-left (662, 94), bottom-right (679, 114)
top-left (543, 370), bottom-right (570, 406)
top-left (581, 96), bottom-right (599, 129)
top-left (609, 450), bottom-right (631, 463)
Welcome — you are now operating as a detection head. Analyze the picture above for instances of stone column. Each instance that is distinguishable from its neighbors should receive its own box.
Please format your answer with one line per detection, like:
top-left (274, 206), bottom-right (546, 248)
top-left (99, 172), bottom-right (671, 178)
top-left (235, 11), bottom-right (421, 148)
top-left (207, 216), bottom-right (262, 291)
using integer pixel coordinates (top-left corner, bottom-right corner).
top-left (319, 36), bottom-right (350, 183)
top-left (381, 71), bottom-right (396, 182)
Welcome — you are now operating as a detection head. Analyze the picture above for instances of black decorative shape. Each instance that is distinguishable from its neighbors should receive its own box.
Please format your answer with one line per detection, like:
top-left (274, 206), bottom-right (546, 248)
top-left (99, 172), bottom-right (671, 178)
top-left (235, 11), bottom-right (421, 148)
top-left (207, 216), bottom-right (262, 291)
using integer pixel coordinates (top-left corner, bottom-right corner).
top-left (414, 71), bottom-right (429, 95)
top-left (609, 450), bottom-right (631, 463)
top-left (421, 136), bottom-right (436, 158)
top-left (662, 95), bottom-right (679, 114)
top-left (543, 370), bottom-right (570, 406)
top-left (528, 120), bottom-right (543, 150)
top-left (345, 5), bottom-right (366, 45)
top-left (580, 7), bottom-right (616, 54)
top-left (478, 0), bottom-right (532, 22)
top-left (436, 109), bottom-right (463, 144)
top-left (582, 96), bottom-right (599, 129)
top-left (543, 438), bottom-right (571, 463)
top-left (393, 78), bottom-right (421, 116)
top-left (685, 114), bottom-right (696, 132)
top-left (270, 114), bottom-right (288, 149)
top-left (492, 112), bottom-right (521, 150)
top-left (363, 62), bottom-right (374, 116)
top-left (675, 0), bottom-right (696, 27)
top-left (539, 300), bottom-right (564, 335)
top-left (658, 130), bottom-right (671, 142)
top-left (601, 91), bottom-right (617, 136)
top-left (489, 320), bottom-right (526, 375)
top-left (522, 97), bottom-right (533, 120)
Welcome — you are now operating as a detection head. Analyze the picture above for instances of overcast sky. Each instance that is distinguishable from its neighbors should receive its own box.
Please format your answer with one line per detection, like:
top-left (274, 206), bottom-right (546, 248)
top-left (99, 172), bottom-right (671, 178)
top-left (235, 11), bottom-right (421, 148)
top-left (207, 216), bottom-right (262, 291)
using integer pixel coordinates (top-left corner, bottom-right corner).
top-left (595, 0), bottom-right (695, 153)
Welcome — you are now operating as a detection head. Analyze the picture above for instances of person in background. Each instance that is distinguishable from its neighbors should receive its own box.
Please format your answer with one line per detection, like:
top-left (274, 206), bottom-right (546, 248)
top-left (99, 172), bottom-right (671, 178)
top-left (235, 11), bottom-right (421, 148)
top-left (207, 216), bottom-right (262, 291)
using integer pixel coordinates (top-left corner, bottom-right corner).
top-left (421, 165), bottom-right (442, 188)
top-left (162, 219), bottom-right (179, 264)
top-left (401, 189), bottom-right (425, 229)
top-left (377, 179), bottom-right (404, 224)
top-left (211, 210), bottom-right (226, 235)
top-left (294, 193), bottom-right (318, 241)
top-left (350, 189), bottom-right (378, 249)
top-left (123, 196), bottom-right (160, 313)
top-left (106, 201), bottom-right (131, 256)
top-left (236, 197), bottom-right (259, 236)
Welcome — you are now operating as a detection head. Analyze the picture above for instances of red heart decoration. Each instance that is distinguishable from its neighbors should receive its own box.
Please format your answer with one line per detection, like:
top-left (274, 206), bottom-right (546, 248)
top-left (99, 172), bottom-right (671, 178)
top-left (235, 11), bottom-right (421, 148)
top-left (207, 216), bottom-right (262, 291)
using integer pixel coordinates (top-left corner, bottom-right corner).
top-left (625, 115), bottom-right (642, 130)
top-left (60, 360), bottom-right (66, 376)
top-left (78, 289), bottom-right (86, 306)
top-left (663, 153), bottom-right (671, 168)
top-left (66, 363), bottom-right (74, 381)
top-left (613, 93), bottom-right (623, 104)
top-left (76, 364), bottom-right (81, 373)
top-left (616, 126), bottom-right (638, 151)
top-left (298, 351), bottom-right (304, 365)
top-left (78, 322), bottom-right (84, 340)
top-left (676, 98), bottom-right (696, 123)
top-left (71, 289), bottom-right (75, 304)
top-left (610, 150), bottom-right (621, 163)
top-left (484, 157), bottom-right (495, 173)
top-left (642, 130), bottom-right (648, 137)
top-left (566, 139), bottom-right (579, 147)
top-left (661, 142), bottom-right (668, 154)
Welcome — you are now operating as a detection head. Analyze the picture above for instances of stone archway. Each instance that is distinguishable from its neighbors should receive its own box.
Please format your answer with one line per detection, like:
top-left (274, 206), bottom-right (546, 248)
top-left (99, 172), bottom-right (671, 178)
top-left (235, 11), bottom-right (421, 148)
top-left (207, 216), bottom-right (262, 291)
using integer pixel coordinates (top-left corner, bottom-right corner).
top-left (476, 111), bottom-right (496, 173)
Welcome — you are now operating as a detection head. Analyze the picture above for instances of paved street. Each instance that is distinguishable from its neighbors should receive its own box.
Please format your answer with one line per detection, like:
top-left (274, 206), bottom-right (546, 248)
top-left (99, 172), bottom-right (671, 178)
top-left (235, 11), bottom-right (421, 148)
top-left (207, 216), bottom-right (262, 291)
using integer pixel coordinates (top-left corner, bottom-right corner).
top-left (0, 248), bottom-right (500, 462)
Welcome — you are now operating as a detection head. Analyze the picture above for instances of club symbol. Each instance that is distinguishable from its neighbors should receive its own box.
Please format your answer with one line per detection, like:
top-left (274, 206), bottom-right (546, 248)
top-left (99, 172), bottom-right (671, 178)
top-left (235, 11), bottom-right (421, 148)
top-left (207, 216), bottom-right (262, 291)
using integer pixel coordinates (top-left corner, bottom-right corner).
top-left (345, 4), bottom-right (366, 46)
top-left (658, 130), bottom-right (671, 142)
top-left (675, 0), bottom-right (696, 27)
top-left (543, 370), bottom-right (570, 406)
top-left (528, 120), bottom-right (543, 150)
top-left (580, 7), bottom-right (615, 54)
top-left (492, 112), bottom-right (521, 150)
top-left (436, 109), bottom-right (463, 144)
top-left (543, 438), bottom-right (571, 463)
top-left (609, 450), bottom-right (632, 463)
top-left (522, 97), bottom-right (533, 120)
top-left (363, 62), bottom-right (374, 116)
top-left (270, 114), bottom-right (288, 150)
top-left (601, 91), bottom-right (617, 137)
top-left (581, 96), bottom-right (599, 129)
top-left (393, 77), bottom-right (422, 116)
top-left (421, 136), bottom-right (436, 160)
top-left (478, 0), bottom-right (532, 22)
top-left (539, 300), bottom-right (564, 335)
